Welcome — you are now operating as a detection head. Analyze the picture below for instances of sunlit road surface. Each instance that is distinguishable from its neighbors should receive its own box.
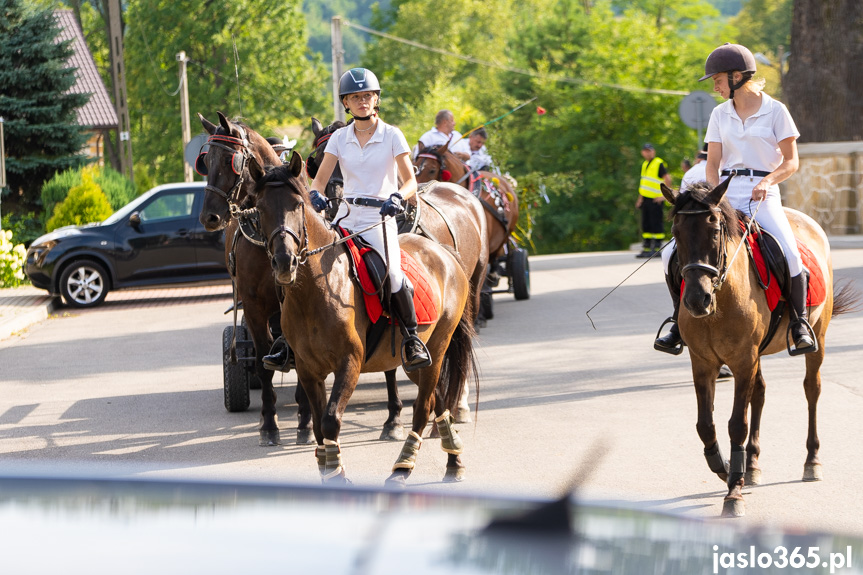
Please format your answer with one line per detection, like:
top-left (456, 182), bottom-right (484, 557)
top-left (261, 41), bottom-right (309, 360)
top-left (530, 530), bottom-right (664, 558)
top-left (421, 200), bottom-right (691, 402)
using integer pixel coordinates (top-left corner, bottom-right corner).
top-left (2, 249), bottom-right (862, 537)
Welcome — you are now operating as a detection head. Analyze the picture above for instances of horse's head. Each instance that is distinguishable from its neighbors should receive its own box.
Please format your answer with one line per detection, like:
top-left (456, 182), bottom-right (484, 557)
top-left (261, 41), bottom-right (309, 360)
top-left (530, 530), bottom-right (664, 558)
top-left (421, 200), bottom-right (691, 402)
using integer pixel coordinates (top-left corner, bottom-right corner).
top-left (248, 151), bottom-right (308, 285)
top-left (662, 177), bottom-right (741, 318)
top-left (414, 142), bottom-right (458, 184)
top-left (308, 117), bottom-right (346, 220)
top-left (196, 112), bottom-right (280, 231)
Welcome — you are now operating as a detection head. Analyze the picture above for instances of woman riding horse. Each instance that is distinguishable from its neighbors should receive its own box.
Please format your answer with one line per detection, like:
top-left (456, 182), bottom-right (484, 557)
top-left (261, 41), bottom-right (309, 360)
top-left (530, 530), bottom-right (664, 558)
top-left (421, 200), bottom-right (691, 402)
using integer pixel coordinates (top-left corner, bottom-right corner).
top-left (306, 68), bottom-right (431, 372)
top-left (655, 43), bottom-right (816, 357)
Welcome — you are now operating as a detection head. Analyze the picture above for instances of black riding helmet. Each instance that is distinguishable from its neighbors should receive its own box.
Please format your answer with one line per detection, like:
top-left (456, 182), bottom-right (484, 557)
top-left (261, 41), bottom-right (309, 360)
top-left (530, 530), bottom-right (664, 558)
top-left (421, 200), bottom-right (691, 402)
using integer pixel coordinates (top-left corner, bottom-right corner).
top-left (339, 68), bottom-right (381, 119)
top-left (698, 43), bottom-right (757, 99)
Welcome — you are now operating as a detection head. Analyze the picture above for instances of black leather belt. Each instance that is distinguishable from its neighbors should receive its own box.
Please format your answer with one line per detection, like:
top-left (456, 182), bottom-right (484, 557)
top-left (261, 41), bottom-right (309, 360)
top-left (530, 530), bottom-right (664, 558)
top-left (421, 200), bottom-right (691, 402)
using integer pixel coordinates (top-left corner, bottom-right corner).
top-left (722, 168), bottom-right (771, 178)
top-left (345, 197), bottom-right (385, 207)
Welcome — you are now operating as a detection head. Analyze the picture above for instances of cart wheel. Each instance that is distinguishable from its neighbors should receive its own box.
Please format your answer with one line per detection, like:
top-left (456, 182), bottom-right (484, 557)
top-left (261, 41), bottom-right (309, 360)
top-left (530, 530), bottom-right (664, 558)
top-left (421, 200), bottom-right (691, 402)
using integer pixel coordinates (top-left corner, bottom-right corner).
top-left (237, 319), bottom-right (262, 390)
top-left (223, 325), bottom-right (250, 412)
top-left (510, 248), bottom-right (530, 300)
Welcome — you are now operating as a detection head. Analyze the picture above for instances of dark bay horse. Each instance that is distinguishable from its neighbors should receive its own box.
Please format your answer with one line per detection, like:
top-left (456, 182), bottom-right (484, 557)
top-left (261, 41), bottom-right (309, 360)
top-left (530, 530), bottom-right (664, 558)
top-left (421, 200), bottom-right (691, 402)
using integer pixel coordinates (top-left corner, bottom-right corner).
top-left (660, 178), bottom-right (858, 517)
top-left (249, 161), bottom-right (477, 486)
top-left (414, 141), bottom-right (519, 268)
top-left (197, 112), bottom-right (312, 446)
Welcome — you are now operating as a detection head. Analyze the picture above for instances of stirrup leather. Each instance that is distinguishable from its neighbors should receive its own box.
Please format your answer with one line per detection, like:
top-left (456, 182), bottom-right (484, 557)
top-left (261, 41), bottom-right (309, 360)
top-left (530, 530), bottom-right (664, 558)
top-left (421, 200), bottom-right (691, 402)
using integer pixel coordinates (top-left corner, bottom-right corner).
top-left (654, 317), bottom-right (684, 355)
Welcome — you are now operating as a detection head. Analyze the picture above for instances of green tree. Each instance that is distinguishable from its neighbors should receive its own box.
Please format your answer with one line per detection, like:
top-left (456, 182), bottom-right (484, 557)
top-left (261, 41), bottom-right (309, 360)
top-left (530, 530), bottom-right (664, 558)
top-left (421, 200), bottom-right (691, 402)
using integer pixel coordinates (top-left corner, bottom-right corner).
top-left (46, 168), bottom-right (113, 231)
top-left (0, 0), bottom-right (90, 214)
top-left (123, 0), bottom-right (328, 184)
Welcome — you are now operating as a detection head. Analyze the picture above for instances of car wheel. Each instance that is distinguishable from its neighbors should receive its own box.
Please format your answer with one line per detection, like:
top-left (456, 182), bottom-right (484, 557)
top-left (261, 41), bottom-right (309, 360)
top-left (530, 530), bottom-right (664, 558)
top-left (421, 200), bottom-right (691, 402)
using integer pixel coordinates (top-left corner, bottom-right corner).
top-left (59, 260), bottom-right (110, 308)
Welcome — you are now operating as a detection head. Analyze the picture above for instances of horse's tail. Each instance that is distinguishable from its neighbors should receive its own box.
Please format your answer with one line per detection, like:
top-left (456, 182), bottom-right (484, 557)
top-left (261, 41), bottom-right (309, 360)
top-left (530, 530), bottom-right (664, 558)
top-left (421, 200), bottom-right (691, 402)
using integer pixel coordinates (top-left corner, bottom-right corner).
top-left (832, 278), bottom-right (863, 317)
top-left (438, 298), bottom-right (479, 417)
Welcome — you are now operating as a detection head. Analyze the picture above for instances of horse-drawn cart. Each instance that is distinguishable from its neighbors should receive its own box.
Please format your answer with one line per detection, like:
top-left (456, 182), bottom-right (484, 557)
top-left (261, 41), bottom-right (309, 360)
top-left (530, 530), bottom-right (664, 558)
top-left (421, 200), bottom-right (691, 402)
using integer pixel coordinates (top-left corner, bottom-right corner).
top-left (480, 239), bottom-right (530, 320)
top-left (222, 314), bottom-right (260, 413)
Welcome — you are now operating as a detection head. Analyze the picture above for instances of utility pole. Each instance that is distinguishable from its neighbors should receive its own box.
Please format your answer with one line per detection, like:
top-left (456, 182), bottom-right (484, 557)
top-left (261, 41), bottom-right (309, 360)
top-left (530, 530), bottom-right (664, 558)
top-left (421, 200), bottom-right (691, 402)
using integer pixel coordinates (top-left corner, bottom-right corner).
top-left (0, 117), bottom-right (5, 226)
top-left (331, 16), bottom-right (345, 122)
top-left (177, 51), bottom-right (193, 183)
top-left (107, 0), bottom-right (133, 182)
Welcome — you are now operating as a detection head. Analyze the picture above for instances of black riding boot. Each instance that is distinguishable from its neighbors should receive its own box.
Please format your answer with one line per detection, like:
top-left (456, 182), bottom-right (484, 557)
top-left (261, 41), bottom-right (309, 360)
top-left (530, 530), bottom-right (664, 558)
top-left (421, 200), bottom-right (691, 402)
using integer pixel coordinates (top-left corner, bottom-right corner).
top-left (262, 336), bottom-right (292, 372)
top-left (789, 271), bottom-right (817, 355)
top-left (390, 280), bottom-right (432, 372)
top-left (654, 272), bottom-right (684, 355)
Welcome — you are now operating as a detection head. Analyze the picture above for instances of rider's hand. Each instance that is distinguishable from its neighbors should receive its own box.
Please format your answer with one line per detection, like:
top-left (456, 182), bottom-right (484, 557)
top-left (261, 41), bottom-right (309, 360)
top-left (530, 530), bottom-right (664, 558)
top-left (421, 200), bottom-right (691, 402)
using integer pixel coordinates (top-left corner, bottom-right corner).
top-left (310, 190), bottom-right (329, 213)
top-left (751, 181), bottom-right (769, 202)
top-left (380, 192), bottom-right (404, 217)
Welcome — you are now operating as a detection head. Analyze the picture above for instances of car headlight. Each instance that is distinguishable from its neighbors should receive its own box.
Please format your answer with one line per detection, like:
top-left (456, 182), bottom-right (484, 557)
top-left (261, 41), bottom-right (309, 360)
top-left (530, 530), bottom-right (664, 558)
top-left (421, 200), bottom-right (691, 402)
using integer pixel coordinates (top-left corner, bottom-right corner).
top-left (27, 241), bottom-right (57, 266)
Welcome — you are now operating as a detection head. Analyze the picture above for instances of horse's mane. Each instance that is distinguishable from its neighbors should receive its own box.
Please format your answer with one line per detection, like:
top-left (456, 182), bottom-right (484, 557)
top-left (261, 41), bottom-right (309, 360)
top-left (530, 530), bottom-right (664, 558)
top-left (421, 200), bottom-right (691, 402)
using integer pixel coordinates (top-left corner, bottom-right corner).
top-left (671, 182), bottom-right (744, 241)
top-left (257, 163), bottom-right (307, 198)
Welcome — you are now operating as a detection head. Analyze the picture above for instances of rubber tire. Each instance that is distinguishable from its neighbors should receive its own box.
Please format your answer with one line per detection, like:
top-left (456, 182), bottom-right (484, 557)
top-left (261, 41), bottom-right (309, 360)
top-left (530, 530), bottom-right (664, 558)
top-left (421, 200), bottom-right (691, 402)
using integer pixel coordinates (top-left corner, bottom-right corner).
top-left (223, 325), bottom-right (251, 412)
top-left (510, 248), bottom-right (530, 300)
top-left (480, 288), bottom-right (494, 320)
top-left (59, 259), bottom-right (110, 308)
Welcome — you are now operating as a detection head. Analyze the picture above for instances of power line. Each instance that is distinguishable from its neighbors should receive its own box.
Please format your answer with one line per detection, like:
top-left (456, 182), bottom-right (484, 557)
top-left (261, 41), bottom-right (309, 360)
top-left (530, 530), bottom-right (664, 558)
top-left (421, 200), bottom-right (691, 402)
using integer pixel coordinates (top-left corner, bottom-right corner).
top-left (342, 19), bottom-right (690, 96)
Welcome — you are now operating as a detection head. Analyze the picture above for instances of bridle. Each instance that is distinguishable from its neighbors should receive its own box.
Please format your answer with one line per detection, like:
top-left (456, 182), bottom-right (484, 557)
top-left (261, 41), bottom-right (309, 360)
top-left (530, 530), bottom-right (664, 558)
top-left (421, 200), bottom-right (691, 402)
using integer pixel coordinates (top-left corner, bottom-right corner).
top-left (196, 125), bottom-right (254, 215)
top-left (675, 205), bottom-right (729, 292)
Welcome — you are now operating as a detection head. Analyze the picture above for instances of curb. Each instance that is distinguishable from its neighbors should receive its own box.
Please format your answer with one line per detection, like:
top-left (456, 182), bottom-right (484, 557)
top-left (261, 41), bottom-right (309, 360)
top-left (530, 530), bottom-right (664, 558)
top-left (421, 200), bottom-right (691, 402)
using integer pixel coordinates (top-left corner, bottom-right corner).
top-left (0, 297), bottom-right (60, 341)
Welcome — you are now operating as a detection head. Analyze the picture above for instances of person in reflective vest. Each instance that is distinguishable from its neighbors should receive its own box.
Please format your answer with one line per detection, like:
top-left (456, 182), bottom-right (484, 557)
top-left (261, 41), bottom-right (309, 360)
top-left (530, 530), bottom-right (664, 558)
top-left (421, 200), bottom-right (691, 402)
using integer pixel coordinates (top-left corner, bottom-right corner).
top-left (635, 143), bottom-right (672, 258)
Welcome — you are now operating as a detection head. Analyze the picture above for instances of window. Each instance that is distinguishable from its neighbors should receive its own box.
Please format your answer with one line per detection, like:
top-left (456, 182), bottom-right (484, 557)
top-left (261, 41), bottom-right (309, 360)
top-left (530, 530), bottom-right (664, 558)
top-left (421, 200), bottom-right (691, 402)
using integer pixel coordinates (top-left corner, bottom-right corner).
top-left (140, 192), bottom-right (195, 222)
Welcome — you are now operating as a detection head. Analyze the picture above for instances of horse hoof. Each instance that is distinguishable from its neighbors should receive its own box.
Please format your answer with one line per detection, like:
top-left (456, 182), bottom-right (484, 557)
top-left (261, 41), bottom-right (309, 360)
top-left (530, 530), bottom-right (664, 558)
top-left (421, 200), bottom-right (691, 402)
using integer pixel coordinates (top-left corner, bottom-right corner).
top-left (745, 468), bottom-right (762, 485)
top-left (444, 467), bottom-right (466, 482)
top-left (721, 498), bottom-right (745, 518)
top-left (803, 463), bottom-right (823, 482)
top-left (259, 430), bottom-right (281, 447)
top-left (295, 428), bottom-right (315, 445)
top-left (454, 408), bottom-right (472, 424)
top-left (385, 471), bottom-right (409, 489)
top-left (379, 425), bottom-right (406, 441)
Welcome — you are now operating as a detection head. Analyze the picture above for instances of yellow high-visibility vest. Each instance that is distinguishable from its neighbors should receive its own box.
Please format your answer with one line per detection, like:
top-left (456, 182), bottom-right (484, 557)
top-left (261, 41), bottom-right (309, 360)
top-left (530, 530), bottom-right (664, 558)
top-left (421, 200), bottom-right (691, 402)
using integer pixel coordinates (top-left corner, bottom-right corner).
top-left (639, 157), bottom-right (665, 198)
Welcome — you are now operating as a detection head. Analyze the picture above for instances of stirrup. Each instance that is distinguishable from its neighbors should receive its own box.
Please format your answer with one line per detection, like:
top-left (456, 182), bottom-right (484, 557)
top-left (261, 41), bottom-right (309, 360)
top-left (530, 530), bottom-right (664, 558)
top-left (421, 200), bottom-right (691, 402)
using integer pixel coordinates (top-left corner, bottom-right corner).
top-left (786, 319), bottom-right (818, 356)
top-left (654, 317), bottom-right (684, 355)
top-left (401, 336), bottom-right (431, 372)
top-left (262, 336), bottom-right (293, 372)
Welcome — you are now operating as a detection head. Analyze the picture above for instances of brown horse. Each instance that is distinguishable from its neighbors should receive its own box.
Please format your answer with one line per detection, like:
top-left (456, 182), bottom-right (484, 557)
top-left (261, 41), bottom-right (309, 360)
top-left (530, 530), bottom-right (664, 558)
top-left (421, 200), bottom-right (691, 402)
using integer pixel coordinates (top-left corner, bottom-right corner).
top-left (414, 141), bottom-right (519, 266)
top-left (248, 161), bottom-right (477, 486)
top-left (196, 112), bottom-right (405, 445)
top-left (660, 177), bottom-right (859, 517)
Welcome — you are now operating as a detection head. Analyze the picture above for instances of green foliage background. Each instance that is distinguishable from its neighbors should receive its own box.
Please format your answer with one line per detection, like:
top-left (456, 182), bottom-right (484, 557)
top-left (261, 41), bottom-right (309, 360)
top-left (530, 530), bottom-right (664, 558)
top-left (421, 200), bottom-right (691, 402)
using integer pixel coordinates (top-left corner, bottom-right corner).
top-left (46, 168), bottom-right (113, 231)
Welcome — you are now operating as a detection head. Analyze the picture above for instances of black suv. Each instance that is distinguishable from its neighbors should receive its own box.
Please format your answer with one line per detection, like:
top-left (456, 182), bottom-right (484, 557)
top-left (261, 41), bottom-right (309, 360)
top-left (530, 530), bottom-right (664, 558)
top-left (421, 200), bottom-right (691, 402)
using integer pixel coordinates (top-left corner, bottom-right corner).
top-left (25, 182), bottom-right (228, 308)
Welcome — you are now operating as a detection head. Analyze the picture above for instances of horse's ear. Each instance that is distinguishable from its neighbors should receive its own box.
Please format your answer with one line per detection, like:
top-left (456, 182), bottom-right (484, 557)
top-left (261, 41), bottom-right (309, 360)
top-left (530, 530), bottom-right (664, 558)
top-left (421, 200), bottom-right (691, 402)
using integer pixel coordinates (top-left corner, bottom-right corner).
top-left (217, 111), bottom-right (232, 134)
top-left (707, 174), bottom-right (732, 205)
top-left (660, 183), bottom-right (677, 205)
top-left (311, 117), bottom-right (323, 137)
top-left (439, 141), bottom-right (450, 155)
top-left (288, 150), bottom-right (303, 178)
top-left (248, 156), bottom-right (265, 181)
top-left (417, 141), bottom-right (425, 153)
top-left (198, 113), bottom-right (217, 135)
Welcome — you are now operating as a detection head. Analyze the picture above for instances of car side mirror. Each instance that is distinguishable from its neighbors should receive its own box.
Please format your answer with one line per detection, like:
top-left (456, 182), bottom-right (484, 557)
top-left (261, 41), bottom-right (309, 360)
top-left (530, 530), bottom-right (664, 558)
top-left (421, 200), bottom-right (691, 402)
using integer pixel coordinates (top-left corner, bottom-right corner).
top-left (129, 212), bottom-right (142, 229)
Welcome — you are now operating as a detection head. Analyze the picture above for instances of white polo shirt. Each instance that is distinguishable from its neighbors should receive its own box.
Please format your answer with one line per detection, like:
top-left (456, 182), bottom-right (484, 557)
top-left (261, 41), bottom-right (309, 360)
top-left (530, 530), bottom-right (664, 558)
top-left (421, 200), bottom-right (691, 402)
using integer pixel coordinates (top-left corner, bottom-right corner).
top-left (417, 127), bottom-right (471, 156)
top-left (680, 161), bottom-right (716, 192)
top-left (324, 120), bottom-right (411, 201)
top-left (704, 92), bottom-right (799, 173)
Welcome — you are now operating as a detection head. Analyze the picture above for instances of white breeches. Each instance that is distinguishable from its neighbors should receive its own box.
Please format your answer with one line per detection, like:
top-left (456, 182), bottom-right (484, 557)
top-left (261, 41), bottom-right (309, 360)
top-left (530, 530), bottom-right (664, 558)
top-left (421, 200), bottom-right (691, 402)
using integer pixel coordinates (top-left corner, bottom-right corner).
top-left (336, 203), bottom-right (406, 291)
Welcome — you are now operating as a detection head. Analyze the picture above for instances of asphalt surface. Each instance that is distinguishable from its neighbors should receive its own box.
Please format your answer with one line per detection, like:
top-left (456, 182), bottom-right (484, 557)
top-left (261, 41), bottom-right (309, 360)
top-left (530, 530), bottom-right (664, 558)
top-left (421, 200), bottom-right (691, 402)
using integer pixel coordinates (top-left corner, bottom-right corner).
top-left (1, 248), bottom-right (862, 538)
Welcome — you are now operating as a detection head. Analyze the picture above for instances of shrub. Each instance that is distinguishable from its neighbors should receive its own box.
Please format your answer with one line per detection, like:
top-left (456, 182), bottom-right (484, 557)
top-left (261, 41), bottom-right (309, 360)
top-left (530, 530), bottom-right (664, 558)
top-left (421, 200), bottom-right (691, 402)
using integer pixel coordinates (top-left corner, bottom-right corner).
top-left (1, 211), bottom-right (42, 246)
top-left (41, 165), bottom-right (136, 225)
top-left (0, 229), bottom-right (28, 288)
top-left (46, 171), bottom-right (114, 231)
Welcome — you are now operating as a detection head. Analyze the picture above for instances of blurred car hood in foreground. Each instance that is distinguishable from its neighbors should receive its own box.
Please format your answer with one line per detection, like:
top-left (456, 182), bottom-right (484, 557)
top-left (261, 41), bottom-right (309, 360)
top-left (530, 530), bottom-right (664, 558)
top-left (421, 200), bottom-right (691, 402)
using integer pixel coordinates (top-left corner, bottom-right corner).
top-left (0, 473), bottom-right (860, 574)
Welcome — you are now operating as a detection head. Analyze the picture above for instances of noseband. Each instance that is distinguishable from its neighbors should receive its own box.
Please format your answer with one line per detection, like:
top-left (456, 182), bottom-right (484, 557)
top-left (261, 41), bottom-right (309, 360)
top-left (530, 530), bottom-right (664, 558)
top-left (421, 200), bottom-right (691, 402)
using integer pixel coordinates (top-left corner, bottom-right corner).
top-left (675, 206), bottom-right (729, 291)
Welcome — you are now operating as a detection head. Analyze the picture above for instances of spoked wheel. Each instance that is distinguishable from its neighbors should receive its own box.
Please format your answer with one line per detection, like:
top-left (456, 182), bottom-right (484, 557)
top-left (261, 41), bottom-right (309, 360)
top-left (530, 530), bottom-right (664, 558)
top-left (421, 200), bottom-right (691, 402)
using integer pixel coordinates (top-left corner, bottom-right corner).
top-left (509, 247), bottom-right (530, 300)
top-left (59, 260), bottom-right (110, 308)
top-left (223, 325), bottom-right (251, 412)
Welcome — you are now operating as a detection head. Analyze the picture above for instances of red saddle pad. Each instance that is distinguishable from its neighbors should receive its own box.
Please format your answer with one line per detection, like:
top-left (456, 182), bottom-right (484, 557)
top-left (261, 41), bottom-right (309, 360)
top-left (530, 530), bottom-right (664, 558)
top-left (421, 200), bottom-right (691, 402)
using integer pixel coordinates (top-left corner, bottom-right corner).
top-left (341, 232), bottom-right (439, 325)
top-left (745, 234), bottom-right (826, 311)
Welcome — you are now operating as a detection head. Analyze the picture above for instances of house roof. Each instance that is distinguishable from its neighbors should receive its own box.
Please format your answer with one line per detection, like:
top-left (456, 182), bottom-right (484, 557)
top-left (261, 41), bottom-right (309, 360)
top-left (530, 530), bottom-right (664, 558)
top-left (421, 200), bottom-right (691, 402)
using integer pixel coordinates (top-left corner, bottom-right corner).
top-left (53, 9), bottom-right (119, 131)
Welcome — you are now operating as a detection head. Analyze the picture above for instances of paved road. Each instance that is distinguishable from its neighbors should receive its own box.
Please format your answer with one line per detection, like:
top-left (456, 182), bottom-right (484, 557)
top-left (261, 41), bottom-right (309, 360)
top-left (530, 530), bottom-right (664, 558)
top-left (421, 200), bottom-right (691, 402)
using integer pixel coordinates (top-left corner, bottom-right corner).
top-left (2, 250), bottom-right (862, 537)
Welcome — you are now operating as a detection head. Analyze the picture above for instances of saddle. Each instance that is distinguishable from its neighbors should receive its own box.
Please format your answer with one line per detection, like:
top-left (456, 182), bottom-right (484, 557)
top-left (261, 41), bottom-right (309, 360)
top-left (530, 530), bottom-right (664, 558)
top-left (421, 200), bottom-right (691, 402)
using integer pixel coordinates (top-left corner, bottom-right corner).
top-left (338, 228), bottom-right (439, 359)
